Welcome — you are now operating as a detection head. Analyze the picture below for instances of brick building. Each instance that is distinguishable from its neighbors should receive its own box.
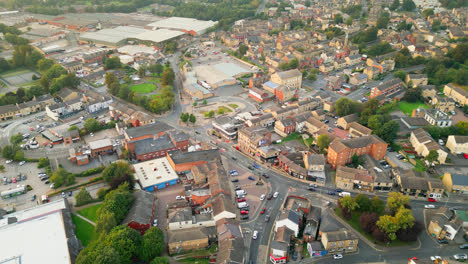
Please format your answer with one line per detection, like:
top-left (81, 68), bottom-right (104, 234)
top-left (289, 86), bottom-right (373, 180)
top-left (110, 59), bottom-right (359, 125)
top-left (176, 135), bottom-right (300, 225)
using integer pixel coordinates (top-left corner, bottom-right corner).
top-left (327, 135), bottom-right (387, 169)
top-left (369, 78), bottom-right (404, 99)
top-left (88, 138), bottom-right (113, 158)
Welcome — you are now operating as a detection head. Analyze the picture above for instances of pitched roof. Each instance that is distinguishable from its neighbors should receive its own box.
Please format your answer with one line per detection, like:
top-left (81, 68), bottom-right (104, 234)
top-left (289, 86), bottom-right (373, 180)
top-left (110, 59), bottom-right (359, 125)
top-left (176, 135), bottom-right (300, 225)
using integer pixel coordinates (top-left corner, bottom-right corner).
top-left (121, 190), bottom-right (155, 225)
top-left (167, 149), bottom-right (220, 165)
top-left (279, 209), bottom-right (300, 225)
top-left (324, 229), bottom-right (357, 242)
top-left (134, 134), bottom-right (175, 156)
top-left (341, 113), bottom-right (359, 123)
top-left (330, 135), bottom-right (386, 153)
top-left (451, 136), bottom-right (468, 144)
top-left (211, 193), bottom-right (236, 218)
top-left (451, 174), bottom-right (468, 186)
top-left (274, 69), bottom-right (301, 80)
top-left (348, 122), bottom-right (372, 135)
top-left (125, 121), bottom-right (173, 139)
top-left (306, 116), bottom-right (325, 129)
top-left (168, 228), bottom-right (207, 244)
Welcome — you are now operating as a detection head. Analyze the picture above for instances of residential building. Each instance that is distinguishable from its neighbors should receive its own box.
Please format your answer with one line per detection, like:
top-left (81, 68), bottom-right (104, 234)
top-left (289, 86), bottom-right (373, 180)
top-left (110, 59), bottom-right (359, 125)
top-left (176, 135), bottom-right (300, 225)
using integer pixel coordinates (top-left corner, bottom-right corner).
top-left (274, 118), bottom-right (296, 137)
top-left (348, 73), bottom-right (368, 86)
top-left (442, 173), bottom-right (468, 194)
top-left (277, 153), bottom-right (308, 180)
top-left (337, 114), bottom-right (359, 130)
top-left (272, 105), bottom-right (299, 120)
top-left (400, 117), bottom-right (430, 130)
top-left (431, 96), bottom-right (456, 112)
top-left (327, 135), bottom-right (388, 169)
top-left (275, 209), bottom-right (300, 237)
top-left (405, 74), bottom-right (428, 88)
top-left (166, 149), bottom-right (221, 173)
top-left (446, 135), bottom-right (468, 154)
top-left (0, 104), bottom-right (21, 121)
top-left (428, 207), bottom-right (463, 240)
top-left (292, 98), bottom-right (320, 112)
top-left (305, 116), bottom-right (328, 135)
top-left (335, 166), bottom-right (374, 191)
top-left (57, 87), bottom-right (80, 102)
top-left (133, 132), bottom-right (189, 162)
top-left (421, 85), bottom-right (438, 99)
top-left (271, 69), bottom-right (302, 90)
top-left (362, 154), bottom-right (392, 192)
top-left (291, 112), bottom-right (314, 133)
top-left (122, 190), bottom-right (156, 234)
top-left (238, 125), bottom-right (271, 157)
top-left (304, 152), bottom-right (326, 185)
top-left (168, 207), bottom-right (215, 230)
top-left (410, 128), bottom-right (447, 164)
top-left (321, 229), bottom-right (358, 254)
top-left (369, 78), bottom-right (405, 99)
top-left (211, 193), bottom-right (236, 222)
top-left (423, 109), bottom-right (452, 127)
top-left (270, 226), bottom-right (294, 264)
top-left (82, 91), bottom-right (113, 113)
top-left (246, 113), bottom-right (275, 127)
top-left (249, 87), bottom-right (274, 102)
top-left (393, 168), bottom-right (430, 197)
top-left (311, 109), bottom-right (326, 120)
top-left (348, 122), bottom-right (372, 138)
top-left (109, 101), bottom-right (155, 127)
top-left (444, 83), bottom-right (468, 106)
top-left (326, 75), bottom-right (345, 91)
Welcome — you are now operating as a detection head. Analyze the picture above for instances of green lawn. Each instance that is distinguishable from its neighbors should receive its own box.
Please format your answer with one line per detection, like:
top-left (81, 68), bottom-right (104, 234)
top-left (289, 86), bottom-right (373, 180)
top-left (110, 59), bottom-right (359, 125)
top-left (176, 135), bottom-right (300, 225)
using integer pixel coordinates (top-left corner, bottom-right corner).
top-left (217, 106), bottom-right (232, 113)
top-left (0, 68), bottom-right (33, 78)
top-left (302, 242), bottom-right (311, 258)
top-left (228, 104), bottom-right (238, 109)
top-left (19, 80), bottom-right (40, 88)
top-left (72, 214), bottom-right (98, 247)
top-left (281, 132), bottom-right (305, 145)
top-left (398, 101), bottom-right (428, 115)
top-left (130, 83), bottom-right (157, 94)
top-left (77, 203), bottom-right (101, 222)
top-left (413, 159), bottom-right (427, 172)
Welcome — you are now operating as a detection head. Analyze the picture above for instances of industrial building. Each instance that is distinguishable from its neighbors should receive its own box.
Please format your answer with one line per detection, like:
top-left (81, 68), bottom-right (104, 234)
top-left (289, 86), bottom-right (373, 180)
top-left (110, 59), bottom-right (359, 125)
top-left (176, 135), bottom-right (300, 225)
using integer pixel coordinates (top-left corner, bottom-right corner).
top-left (0, 199), bottom-right (79, 263)
top-left (193, 62), bottom-right (252, 89)
top-left (133, 157), bottom-right (180, 192)
top-left (146, 17), bottom-right (218, 35)
top-left (79, 26), bottom-right (185, 47)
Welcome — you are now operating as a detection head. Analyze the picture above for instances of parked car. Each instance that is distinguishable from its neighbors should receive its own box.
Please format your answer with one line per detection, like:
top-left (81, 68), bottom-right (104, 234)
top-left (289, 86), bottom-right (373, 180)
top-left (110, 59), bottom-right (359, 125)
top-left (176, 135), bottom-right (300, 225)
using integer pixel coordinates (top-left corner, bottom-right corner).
top-left (262, 173), bottom-right (270, 178)
top-left (328, 191), bottom-right (336, 195)
top-left (267, 193), bottom-right (273, 200)
top-left (231, 179), bottom-right (239, 182)
top-left (237, 198), bottom-right (246, 202)
top-left (5, 160), bottom-right (12, 164)
top-left (45, 180), bottom-right (50, 184)
top-left (260, 194), bottom-right (265, 201)
top-left (240, 210), bottom-right (249, 215)
top-left (153, 219), bottom-right (158, 227)
top-left (22, 175), bottom-right (26, 180)
top-left (231, 156), bottom-right (237, 160)
top-left (240, 214), bottom-right (249, 220)
top-left (335, 188), bottom-right (343, 193)
top-left (265, 215), bottom-right (270, 222)
top-left (273, 192), bottom-right (279, 198)
top-left (324, 119), bottom-right (329, 124)
top-left (248, 166), bottom-right (254, 170)
top-left (235, 186), bottom-right (241, 191)
top-left (464, 153), bottom-right (468, 159)
top-left (68, 191), bottom-right (72, 197)
top-left (459, 244), bottom-right (468, 249)
top-left (19, 161), bottom-right (26, 166)
top-left (333, 254), bottom-right (343, 259)
top-left (437, 239), bottom-right (448, 244)
top-left (229, 170), bottom-right (237, 174)
top-left (307, 187), bottom-right (316, 191)
top-left (248, 176), bottom-right (255, 181)
top-left (424, 204), bottom-right (436, 209)
top-left (31, 194), bottom-right (36, 201)
top-left (176, 195), bottom-right (185, 200)
top-left (253, 163), bottom-right (260, 169)
top-left (454, 254), bottom-right (468, 260)
top-left (428, 198), bottom-right (437, 202)
top-left (61, 192), bottom-right (65, 198)
top-left (12, 178), bottom-right (16, 183)
top-left (438, 139), bottom-right (444, 146)
top-left (252, 230), bottom-right (258, 240)
top-left (260, 208), bottom-right (266, 214)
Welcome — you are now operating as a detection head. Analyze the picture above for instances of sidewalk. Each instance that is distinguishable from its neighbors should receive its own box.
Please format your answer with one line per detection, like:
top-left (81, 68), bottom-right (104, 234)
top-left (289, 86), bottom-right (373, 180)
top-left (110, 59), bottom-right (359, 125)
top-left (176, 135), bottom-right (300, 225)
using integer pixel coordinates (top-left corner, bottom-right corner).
top-left (73, 213), bottom-right (96, 226)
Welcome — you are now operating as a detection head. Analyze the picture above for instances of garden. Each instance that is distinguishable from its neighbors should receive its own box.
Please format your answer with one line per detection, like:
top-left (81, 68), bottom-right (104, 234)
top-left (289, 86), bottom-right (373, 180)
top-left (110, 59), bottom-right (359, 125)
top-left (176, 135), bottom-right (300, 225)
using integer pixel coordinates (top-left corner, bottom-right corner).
top-left (130, 83), bottom-right (158, 94)
top-left (72, 214), bottom-right (98, 247)
top-left (398, 101), bottom-right (428, 115)
top-left (336, 192), bottom-right (423, 246)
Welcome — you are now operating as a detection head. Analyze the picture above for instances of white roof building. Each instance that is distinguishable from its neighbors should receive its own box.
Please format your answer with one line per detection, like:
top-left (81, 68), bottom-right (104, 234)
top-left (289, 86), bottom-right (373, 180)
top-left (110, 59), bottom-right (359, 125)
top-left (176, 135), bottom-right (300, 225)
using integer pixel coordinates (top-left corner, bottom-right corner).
top-left (146, 17), bottom-right (218, 35)
top-left (0, 199), bottom-right (79, 263)
top-left (133, 157), bottom-right (180, 191)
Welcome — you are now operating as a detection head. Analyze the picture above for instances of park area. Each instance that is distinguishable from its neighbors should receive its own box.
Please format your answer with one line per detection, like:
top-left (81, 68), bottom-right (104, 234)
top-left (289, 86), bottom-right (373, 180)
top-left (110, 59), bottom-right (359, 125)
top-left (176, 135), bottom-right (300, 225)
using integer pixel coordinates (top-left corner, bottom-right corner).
top-left (72, 203), bottom-right (101, 246)
top-left (0, 68), bottom-right (39, 87)
top-left (130, 83), bottom-right (157, 94)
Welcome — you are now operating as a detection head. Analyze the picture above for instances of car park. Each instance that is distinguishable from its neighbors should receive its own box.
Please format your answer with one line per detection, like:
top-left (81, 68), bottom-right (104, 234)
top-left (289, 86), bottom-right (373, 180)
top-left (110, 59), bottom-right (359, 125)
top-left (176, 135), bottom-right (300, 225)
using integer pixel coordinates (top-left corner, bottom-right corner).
top-left (333, 254), bottom-right (343, 259)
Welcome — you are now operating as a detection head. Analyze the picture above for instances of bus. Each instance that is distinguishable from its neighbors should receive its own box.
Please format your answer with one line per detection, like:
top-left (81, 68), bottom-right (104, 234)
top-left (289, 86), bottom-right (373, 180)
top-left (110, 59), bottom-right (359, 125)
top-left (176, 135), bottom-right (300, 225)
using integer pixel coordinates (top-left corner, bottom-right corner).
top-left (1, 186), bottom-right (26, 199)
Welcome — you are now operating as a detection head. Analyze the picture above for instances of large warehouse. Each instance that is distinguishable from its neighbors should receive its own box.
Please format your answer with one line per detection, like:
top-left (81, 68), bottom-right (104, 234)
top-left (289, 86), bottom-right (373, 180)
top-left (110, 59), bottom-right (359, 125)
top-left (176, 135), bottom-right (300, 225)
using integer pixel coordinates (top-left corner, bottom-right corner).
top-left (79, 26), bottom-right (184, 47)
top-left (193, 62), bottom-right (252, 89)
top-left (146, 17), bottom-right (218, 35)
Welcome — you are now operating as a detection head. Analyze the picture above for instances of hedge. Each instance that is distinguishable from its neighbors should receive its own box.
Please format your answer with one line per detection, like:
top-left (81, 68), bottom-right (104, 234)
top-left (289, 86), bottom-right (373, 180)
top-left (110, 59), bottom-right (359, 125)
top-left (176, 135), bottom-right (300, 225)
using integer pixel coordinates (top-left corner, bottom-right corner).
top-left (75, 166), bottom-right (105, 177)
top-left (49, 177), bottom-right (104, 197)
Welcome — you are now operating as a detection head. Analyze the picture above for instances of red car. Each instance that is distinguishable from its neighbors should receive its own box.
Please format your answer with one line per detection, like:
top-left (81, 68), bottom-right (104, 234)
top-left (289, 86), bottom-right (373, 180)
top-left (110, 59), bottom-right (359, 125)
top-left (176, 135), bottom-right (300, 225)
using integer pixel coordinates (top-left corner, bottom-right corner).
top-left (237, 198), bottom-right (246, 202)
top-left (428, 198), bottom-right (437, 202)
top-left (260, 208), bottom-right (266, 214)
top-left (464, 153), bottom-right (468, 159)
top-left (240, 210), bottom-right (249, 215)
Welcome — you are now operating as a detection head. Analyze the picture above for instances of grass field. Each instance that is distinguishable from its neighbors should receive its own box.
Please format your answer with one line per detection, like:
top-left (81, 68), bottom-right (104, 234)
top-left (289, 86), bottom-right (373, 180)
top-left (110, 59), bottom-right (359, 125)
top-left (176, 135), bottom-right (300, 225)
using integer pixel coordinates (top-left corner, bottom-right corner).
top-left (19, 80), bottom-right (40, 88)
top-left (0, 68), bottom-right (33, 78)
top-left (72, 214), bottom-right (98, 246)
top-left (217, 106), bottom-right (232, 113)
top-left (398, 101), bottom-right (428, 115)
top-left (131, 83), bottom-right (157, 94)
top-left (77, 203), bottom-right (101, 223)
top-left (228, 104), bottom-right (238, 109)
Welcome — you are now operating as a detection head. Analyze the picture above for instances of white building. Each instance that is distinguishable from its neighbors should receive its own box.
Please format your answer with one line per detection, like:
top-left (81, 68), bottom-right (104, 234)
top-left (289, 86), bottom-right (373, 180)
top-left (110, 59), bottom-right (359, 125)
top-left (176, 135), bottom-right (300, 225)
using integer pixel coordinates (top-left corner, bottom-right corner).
top-left (132, 157), bottom-right (180, 192)
top-left (275, 210), bottom-right (300, 236)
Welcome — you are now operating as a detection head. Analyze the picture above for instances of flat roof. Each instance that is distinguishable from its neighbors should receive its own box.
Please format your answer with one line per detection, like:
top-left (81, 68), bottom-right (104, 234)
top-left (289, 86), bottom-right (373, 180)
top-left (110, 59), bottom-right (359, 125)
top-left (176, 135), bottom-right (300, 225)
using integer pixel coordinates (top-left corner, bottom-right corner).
top-left (193, 65), bottom-right (235, 86)
top-left (212, 62), bottom-right (251, 77)
top-left (133, 157), bottom-right (179, 189)
top-left (146, 17), bottom-right (217, 33)
top-left (133, 28), bottom-right (184, 43)
top-left (88, 138), bottom-right (112, 150)
top-left (0, 199), bottom-right (71, 264)
top-left (80, 26), bottom-right (148, 44)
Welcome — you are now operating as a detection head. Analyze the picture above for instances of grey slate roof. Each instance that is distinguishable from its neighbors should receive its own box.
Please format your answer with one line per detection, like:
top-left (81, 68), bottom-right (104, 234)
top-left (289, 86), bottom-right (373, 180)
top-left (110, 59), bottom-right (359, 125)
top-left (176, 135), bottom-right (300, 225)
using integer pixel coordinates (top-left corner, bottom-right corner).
top-left (452, 174), bottom-right (468, 186)
top-left (134, 134), bottom-right (175, 156)
top-left (121, 190), bottom-right (155, 225)
top-left (125, 121), bottom-right (173, 139)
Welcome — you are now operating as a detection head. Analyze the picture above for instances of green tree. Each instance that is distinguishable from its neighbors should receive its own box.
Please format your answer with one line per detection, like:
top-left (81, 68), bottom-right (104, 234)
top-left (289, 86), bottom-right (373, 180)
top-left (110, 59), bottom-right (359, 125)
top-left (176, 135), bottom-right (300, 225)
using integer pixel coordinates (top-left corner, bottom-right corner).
top-left (10, 134), bottom-right (23, 145)
top-left (355, 194), bottom-right (371, 212)
top-left (425, 149), bottom-right (439, 163)
top-left (386, 192), bottom-right (410, 214)
top-left (390, 0), bottom-right (400, 10)
top-left (84, 118), bottom-right (101, 133)
top-left (402, 0), bottom-right (416, 11)
top-left (138, 227), bottom-right (165, 262)
top-left (455, 121), bottom-right (468, 135)
top-left (180, 112), bottom-right (189, 122)
top-left (377, 12), bottom-right (390, 29)
top-left (154, 63), bottom-right (164, 76)
top-left (351, 153), bottom-right (364, 168)
top-left (345, 17), bottom-right (353, 25)
top-left (339, 196), bottom-right (359, 216)
top-left (422, 8), bottom-right (434, 18)
top-left (37, 157), bottom-right (50, 168)
top-left (97, 183), bottom-right (134, 224)
top-left (1, 145), bottom-right (17, 160)
top-left (105, 56), bottom-right (121, 69)
top-left (335, 98), bottom-right (362, 116)
top-left (50, 168), bottom-right (75, 188)
top-left (238, 44), bottom-right (248, 57)
top-left (377, 120), bottom-right (399, 143)
top-left (377, 215), bottom-right (399, 240)
top-left (75, 187), bottom-right (94, 207)
top-left (37, 58), bottom-right (55, 72)
top-left (370, 196), bottom-right (385, 214)
top-left (395, 207), bottom-right (415, 230)
top-left (0, 165), bottom-right (5, 171)
top-left (317, 134), bottom-right (331, 152)
top-left (217, 107), bottom-right (225, 115)
top-left (161, 67), bottom-right (175, 86)
top-left (104, 226), bottom-right (141, 264)
top-left (13, 150), bottom-right (24, 161)
top-left (101, 161), bottom-right (135, 189)
top-left (334, 13), bottom-right (343, 24)
top-left (193, 101), bottom-right (198, 106)
top-left (68, 125), bottom-right (79, 131)
top-left (138, 65), bottom-right (146, 77)
top-left (189, 114), bottom-right (196, 124)
top-left (202, 99), bottom-right (207, 105)
top-left (393, 70), bottom-right (407, 81)
top-left (95, 210), bottom-right (117, 235)
top-left (151, 257), bottom-right (170, 264)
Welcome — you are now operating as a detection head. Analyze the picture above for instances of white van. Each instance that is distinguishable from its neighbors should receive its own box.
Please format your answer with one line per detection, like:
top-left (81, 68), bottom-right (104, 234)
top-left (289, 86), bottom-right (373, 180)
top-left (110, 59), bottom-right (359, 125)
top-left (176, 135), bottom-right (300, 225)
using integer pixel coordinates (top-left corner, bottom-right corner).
top-left (236, 190), bottom-right (246, 197)
top-left (339, 192), bottom-right (351, 197)
top-left (237, 202), bottom-right (248, 209)
top-left (252, 230), bottom-right (258, 240)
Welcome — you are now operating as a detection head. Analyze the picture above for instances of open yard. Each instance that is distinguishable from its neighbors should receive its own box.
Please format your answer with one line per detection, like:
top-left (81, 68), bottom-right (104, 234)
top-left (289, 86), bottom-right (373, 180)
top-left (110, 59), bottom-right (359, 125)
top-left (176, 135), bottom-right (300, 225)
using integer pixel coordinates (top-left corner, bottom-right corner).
top-left (77, 203), bottom-right (101, 222)
top-left (131, 83), bottom-right (157, 94)
top-left (398, 101), bottom-right (428, 115)
top-left (0, 68), bottom-right (39, 86)
top-left (0, 68), bottom-right (32, 78)
top-left (72, 214), bottom-right (98, 247)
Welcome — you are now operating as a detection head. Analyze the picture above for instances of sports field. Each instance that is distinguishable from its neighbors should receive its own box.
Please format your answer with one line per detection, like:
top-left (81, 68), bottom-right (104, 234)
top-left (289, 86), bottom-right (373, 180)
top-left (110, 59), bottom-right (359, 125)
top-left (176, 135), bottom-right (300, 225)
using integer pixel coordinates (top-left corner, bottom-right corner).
top-left (0, 68), bottom-right (39, 86)
top-left (130, 83), bottom-right (157, 94)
